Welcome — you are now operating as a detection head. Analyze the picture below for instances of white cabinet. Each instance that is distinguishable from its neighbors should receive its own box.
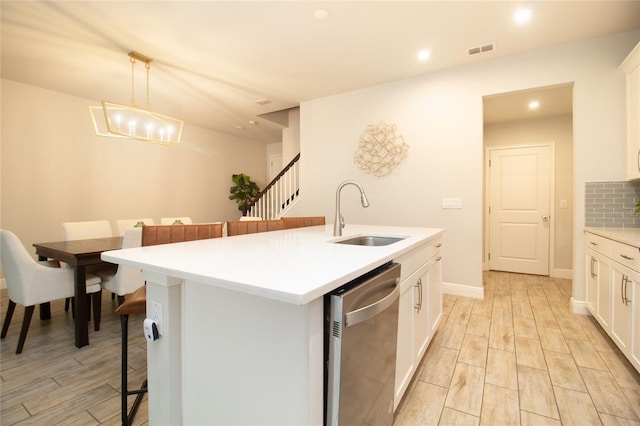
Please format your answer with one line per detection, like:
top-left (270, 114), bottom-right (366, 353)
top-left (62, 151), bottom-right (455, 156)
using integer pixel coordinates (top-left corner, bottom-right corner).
top-left (585, 233), bottom-right (612, 331)
top-left (610, 264), bottom-right (634, 353)
top-left (632, 279), bottom-right (640, 368)
top-left (621, 42), bottom-right (640, 180)
top-left (584, 230), bottom-right (640, 373)
top-left (394, 238), bottom-right (443, 410)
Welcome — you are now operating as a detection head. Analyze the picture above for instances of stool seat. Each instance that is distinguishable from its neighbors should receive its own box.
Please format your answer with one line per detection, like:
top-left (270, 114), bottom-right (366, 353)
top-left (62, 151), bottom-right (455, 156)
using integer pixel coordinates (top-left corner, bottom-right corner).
top-left (116, 286), bottom-right (146, 316)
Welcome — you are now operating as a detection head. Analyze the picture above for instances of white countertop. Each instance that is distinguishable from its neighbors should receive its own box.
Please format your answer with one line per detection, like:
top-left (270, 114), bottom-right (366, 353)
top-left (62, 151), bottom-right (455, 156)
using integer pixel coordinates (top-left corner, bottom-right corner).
top-left (585, 227), bottom-right (640, 248)
top-left (102, 224), bottom-right (444, 305)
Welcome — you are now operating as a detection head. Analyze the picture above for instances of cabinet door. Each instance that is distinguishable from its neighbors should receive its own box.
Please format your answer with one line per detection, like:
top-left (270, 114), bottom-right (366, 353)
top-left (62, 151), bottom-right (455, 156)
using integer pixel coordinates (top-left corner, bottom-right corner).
top-left (625, 59), bottom-right (640, 179)
top-left (632, 278), bottom-right (640, 371)
top-left (394, 277), bottom-right (415, 410)
top-left (428, 254), bottom-right (443, 338)
top-left (585, 249), bottom-right (597, 314)
top-left (596, 254), bottom-right (611, 330)
top-left (610, 264), bottom-right (634, 354)
top-left (414, 268), bottom-right (429, 362)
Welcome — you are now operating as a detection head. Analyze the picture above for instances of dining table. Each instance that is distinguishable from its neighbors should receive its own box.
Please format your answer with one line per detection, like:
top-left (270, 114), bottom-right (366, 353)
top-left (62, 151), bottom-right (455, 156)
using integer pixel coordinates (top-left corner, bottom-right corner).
top-left (33, 236), bottom-right (123, 348)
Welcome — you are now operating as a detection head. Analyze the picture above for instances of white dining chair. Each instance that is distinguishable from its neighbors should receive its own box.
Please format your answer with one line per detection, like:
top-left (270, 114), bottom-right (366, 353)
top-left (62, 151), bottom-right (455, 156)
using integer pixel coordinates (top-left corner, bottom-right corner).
top-left (61, 220), bottom-right (115, 306)
top-left (95, 227), bottom-right (145, 304)
top-left (62, 220), bottom-right (113, 240)
top-left (0, 230), bottom-right (103, 354)
top-left (160, 217), bottom-right (192, 225)
top-left (116, 218), bottom-right (155, 236)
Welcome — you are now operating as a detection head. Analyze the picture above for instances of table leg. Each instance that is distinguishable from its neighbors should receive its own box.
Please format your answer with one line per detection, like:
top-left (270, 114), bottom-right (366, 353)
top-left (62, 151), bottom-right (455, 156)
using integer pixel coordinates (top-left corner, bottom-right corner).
top-left (36, 255), bottom-right (52, 320)
top-left (74, 265), bottom-right (89, 348)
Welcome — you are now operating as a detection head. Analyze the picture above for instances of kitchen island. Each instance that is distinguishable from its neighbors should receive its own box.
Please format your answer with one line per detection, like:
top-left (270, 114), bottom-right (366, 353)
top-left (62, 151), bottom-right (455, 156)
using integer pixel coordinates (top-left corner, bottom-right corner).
top-left (102, 224), bottom-right (444, 425)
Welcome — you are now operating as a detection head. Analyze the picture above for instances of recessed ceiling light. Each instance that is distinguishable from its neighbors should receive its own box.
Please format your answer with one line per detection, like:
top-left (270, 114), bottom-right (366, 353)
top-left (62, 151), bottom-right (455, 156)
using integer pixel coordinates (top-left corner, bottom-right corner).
top-left (314, 9), bottom-right (330, 20)
top-left (514, 8), bottom-right (532, 24)
top-left (417, 49), bottom-right (431, 62)
top-left (529, 100), bottom-right (540, 110)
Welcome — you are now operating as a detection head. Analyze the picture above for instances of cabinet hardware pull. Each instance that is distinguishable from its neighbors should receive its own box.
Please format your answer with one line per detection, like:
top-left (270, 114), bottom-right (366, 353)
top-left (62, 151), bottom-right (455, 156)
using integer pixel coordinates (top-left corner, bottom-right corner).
top-left (590, 242), bottom-right (598, 246)
top-left (435, 243), bottom-right (442, 248)
top-left (436, 256), bottom-right (442, 261)
top-left (621, 275), bottom-right (627, 304)
top-left (620, 254), bottom-right (634, 261)
top-left (590, 257), bottom-right (597, 278)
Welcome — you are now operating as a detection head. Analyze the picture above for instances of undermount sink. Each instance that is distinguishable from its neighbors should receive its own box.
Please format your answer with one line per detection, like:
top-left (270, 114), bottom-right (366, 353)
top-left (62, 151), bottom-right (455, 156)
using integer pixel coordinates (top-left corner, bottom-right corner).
top-left (333, 235), bottom-right (406, 246)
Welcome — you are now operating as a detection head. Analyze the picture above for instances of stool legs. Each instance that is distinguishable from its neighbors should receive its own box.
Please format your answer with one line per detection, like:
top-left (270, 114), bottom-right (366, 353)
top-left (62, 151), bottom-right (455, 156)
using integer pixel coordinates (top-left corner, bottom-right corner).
top-left (120, 313), bottom-right (148, 426)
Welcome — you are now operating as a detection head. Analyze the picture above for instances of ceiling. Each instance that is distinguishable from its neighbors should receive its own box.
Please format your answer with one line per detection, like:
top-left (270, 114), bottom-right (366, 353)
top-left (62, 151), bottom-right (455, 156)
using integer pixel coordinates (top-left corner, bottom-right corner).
top-left (2, 1), bottom-right (639, 143)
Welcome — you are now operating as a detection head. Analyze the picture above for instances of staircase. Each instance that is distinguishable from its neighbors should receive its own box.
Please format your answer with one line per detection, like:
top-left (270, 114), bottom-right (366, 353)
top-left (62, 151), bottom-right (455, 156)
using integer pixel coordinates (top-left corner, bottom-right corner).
top-left (247, 153), bottom-right (300, 220)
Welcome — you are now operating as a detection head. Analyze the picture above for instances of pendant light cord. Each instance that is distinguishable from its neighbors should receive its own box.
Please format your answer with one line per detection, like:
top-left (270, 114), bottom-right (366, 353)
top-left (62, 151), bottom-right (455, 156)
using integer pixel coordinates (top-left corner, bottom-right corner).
top-left (130, 56), bottom-right (136, 107)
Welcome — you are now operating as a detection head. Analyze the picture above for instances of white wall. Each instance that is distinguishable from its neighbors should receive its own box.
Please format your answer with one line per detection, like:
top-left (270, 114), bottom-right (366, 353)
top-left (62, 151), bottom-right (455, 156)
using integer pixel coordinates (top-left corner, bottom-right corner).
top-left (1, 79), bottom-right (267, 255)
top-left (290, 31), bottom-right (639, 298)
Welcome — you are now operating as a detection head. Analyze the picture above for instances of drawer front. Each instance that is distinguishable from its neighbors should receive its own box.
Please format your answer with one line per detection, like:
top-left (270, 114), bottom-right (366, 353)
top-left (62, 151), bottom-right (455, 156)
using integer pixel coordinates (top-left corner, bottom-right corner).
top-left (585, 232), bottom-right (611, 257)
top-left (611, 240), bottom-right (640, 272)
top-left (395, 238), bottom-right (442, 282)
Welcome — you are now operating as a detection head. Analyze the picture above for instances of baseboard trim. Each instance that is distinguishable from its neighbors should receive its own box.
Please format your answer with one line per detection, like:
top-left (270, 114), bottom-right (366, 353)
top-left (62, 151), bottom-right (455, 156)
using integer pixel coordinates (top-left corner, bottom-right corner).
top-left (571, 297), bottom-right (590, 315)
top-left (442, 282), bottom-right (484, 300)
top-left (553, 268), bottom-right (573, 279)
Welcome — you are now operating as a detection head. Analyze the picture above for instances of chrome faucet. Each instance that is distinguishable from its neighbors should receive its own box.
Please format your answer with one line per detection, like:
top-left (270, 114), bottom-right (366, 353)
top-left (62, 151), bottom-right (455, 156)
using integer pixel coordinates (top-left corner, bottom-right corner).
top-left (334, 180), bottom-right (370, 236)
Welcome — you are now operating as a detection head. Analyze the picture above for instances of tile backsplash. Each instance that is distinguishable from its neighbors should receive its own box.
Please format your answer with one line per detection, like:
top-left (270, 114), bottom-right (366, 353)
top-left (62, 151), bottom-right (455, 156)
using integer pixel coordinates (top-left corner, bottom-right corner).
top-left (585, 181), bottom-right (640, 227)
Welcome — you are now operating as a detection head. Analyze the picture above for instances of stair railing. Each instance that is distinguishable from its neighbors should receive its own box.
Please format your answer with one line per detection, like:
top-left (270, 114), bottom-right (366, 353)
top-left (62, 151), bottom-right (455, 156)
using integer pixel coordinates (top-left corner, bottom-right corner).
top-left (248, 153), bottom-right (300, 220)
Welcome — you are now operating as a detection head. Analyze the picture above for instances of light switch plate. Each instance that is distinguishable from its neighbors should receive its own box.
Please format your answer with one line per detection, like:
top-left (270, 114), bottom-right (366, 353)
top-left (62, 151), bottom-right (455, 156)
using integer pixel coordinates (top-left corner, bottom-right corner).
top-left (442, 198), bottom-right (462, 209)
top-left (150, 301), bottom-right (163, 335)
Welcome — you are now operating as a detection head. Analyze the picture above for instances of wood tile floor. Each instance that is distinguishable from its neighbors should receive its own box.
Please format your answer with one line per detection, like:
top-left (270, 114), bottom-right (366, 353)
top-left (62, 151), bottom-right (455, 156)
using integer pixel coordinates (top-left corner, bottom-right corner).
top-left (394, 271), bottom-right (640, 425)
top-left (1, 271), bottom-right (639, 425)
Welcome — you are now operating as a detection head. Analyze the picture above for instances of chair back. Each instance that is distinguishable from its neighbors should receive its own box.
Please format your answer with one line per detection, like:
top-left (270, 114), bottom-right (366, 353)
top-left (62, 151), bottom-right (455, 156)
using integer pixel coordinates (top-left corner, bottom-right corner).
top-left (0, 230), bottom-right (74, 306)
top-left (107, 227), bottom-right (145, 296)
top-left (142, 223), bottom-right (223, 246)
top-left (62, 220), bottom-right (113, 240)
top-left (116, 218), bottom-right (155, 236)
top-left (226, 219), bottom-right (283, 236)
top-left (160, 217), bottom-right (193, 225)
top-left (0, 230), bottom-right (36, 304)
top-left (281, 216), bottom-right (326, 229)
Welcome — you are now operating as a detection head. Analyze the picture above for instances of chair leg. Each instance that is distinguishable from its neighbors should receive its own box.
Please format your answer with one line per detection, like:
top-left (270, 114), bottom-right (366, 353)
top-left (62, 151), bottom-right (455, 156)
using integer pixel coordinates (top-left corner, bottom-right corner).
top-left (117, 295), bottom-right (125, 306)
top-left (1, 300), bottom-right (16, 338)
top-left (111, 293), bottom-right (116, 300)
top-left (92, 291), bottom-right (102, 332)
top-left (16, 305), bottom-right (35, 354)
top-left (64, 297), bottom-right (70, 312)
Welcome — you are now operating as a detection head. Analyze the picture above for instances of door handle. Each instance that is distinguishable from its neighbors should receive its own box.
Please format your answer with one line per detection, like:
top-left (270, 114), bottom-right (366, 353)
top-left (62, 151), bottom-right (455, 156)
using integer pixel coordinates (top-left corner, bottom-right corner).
top-left (542, 215), bottom-right (549, 222)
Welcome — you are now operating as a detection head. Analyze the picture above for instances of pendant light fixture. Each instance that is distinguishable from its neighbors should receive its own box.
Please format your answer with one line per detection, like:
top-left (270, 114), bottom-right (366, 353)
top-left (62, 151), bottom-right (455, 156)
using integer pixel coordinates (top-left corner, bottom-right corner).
top-left (90, 51), bottom-right (183, 145)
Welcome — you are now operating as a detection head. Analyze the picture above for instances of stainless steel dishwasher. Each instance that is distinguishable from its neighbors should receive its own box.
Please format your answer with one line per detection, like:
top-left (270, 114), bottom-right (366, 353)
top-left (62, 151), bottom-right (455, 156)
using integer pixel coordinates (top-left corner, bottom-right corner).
top-left (325, 262), bottom-right (401, 426)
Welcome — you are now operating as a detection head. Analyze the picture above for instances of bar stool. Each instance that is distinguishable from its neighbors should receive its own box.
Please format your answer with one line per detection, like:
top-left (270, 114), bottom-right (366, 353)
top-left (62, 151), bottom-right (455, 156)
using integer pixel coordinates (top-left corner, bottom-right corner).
top-left (116, 285), bottom-right (148, 425)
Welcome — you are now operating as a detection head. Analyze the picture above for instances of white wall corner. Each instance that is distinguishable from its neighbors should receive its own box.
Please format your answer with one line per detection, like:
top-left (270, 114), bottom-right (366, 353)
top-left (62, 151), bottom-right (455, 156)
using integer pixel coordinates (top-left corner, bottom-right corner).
top-left (570, 297), bottom-right (590, 315)
top-left (442, 281), bottom-right (484, 300)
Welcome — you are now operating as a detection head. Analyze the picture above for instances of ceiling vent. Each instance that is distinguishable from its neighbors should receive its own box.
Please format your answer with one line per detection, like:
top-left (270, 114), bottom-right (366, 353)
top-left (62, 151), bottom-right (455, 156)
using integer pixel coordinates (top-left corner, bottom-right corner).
top-left (468, 42), bottom-right (495, 56)
top-left (255, 98), bottom-right (272, 106)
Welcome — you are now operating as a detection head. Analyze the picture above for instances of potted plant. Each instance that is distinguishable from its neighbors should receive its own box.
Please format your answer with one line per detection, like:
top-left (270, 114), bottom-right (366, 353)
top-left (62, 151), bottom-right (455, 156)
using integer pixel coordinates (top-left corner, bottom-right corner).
top-left (228, 173), bottom-right (260, 216)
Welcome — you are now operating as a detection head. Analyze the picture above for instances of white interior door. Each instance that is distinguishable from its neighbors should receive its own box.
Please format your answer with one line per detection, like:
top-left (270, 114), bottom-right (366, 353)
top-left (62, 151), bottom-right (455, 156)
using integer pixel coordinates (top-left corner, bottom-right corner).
top-left (269, 154), bottom-right (283, 181)
top-left (489, 145), bottom-right (551, 275)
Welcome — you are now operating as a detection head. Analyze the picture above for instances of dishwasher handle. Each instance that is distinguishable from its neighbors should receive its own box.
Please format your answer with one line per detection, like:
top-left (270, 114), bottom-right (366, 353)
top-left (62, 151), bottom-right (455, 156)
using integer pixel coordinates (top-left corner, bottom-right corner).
top-left (344, 278), bottom-right (400, 327)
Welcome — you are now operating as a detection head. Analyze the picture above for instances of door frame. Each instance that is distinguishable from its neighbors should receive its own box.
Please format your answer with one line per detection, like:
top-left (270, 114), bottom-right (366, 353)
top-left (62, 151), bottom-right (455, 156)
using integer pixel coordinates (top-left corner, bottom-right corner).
top-left (484, 142), bottom-right (556, 276)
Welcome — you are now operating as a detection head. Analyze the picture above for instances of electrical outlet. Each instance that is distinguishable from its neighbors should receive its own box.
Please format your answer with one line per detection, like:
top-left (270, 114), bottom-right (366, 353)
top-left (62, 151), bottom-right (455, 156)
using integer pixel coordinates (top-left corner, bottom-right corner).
top-left (442, 198), bottom-right (462, 209)
top-left (150, 301), bottom-right (162, 335)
